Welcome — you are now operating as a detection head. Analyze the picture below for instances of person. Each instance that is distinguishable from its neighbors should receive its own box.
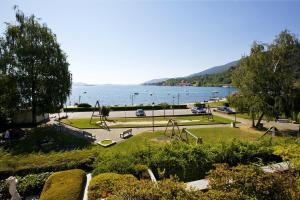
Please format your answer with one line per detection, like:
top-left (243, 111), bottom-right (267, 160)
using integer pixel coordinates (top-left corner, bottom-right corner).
top-left (4, 129), bottom-right (10, 140)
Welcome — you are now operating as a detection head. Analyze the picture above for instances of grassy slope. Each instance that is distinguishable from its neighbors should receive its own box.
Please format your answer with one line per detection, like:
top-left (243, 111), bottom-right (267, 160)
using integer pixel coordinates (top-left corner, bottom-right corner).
top-left (62, 115), bottom-right (233, 129)
top-left (0, 126), bottom-right (270, 176)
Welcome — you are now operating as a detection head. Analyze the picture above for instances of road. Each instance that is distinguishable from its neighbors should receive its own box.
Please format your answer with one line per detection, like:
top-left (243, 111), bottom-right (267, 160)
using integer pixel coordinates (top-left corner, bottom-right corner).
top-left (52, 109), bottom-right (193, 119)
top-left (51, 108), bottom-right (299, 132)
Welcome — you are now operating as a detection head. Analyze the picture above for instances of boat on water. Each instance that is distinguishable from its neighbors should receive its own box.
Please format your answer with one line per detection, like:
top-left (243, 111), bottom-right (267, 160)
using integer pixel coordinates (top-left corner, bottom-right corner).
top-left (210, 91), bottom-right (220, 101)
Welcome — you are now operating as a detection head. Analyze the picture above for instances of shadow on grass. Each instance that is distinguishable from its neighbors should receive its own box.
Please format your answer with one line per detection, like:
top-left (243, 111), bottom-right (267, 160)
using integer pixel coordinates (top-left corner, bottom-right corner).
top-left (2, 126), bottom-right (93, 155)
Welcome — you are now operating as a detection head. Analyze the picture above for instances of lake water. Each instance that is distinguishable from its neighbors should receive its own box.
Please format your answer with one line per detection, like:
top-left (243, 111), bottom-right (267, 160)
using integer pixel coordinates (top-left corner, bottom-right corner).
top-left (69, 85), bottom-right (236, 106)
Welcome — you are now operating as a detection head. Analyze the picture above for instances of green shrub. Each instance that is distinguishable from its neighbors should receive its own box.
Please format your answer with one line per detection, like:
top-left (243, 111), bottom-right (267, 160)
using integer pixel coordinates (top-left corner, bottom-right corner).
top-left (17, 172), bottom-right (53, 197)
top-left (77, 103), bottom-right (92, 108)
top-left (0, 149), bottom-right (95, 179)
top-left (40, 169), bottom-right (86, 200)
top-left (0, 172), bottom-right (53, 199)
top-left (92, 140), bottom-right (282, 182)
top-left (89, 173), bottom-right (204, 200)
top-left (101, 106), bottom-right (110, 118)
top-left (149, 141), bottom-right (214, 181)
top-left (208, 164), bottom-right (300, 200)
top-left (0, 179), bottom-right (9, 199)
top-left (133, 164), bottom-right (150, 179)
top-left (213, 139), bottom-right (282, 166)
top-left (92, 154), bottom-right (136, 176)
top-left (88, 173), bottom-right (136, 200)
top-left (4, 127), bottom-right (91, 154)
top-left (107, 178), bottom-right (204, 200)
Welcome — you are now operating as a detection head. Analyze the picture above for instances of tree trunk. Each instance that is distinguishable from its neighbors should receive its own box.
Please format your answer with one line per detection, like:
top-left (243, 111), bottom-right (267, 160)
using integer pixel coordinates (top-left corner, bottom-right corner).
top-left (31, 67), bottom-right (37, 126)
top-left (32, 92), bottom-right (37, 126)
top-left (256, 113), bottom-right (264, 127)
top-left (251, 110), bottom-right (255, 127)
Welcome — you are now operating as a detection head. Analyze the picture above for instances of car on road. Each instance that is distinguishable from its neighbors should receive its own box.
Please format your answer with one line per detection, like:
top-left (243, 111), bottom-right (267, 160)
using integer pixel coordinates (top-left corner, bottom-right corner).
top-left (191, 106), bottom-right (207, 114)
top-left (136, 109), bottom-right (145, 117)
top-left (214, 106), bottom-right (235, 114)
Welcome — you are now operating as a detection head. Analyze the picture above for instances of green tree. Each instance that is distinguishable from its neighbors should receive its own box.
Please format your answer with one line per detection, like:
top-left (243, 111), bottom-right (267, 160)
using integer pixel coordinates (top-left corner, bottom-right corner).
top-left (232, 30), bottom-right (300, 127)
top-left (0, 8), bottom-right (72, 125)
top-left (101, 106), bottom-right (110, 120)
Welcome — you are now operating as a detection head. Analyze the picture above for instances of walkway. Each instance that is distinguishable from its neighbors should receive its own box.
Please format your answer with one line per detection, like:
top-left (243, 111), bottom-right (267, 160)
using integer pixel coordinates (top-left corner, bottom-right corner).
top-left (84, 124), bottom-right (230, 143)
top-left (212, 111), bottom-right (299, 131)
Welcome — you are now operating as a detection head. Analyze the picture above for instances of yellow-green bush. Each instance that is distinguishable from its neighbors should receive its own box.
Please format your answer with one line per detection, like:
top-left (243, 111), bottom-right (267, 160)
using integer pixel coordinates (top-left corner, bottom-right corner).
top-left (40, 169), bottom-right (86, 200)
top-left (88, 173), bottom-right (136, 200)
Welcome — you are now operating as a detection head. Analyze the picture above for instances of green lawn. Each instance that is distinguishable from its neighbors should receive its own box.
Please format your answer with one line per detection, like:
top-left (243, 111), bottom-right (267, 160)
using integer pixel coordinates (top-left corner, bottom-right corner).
top-left (98, 127), bottom-right (265, 155)
top-left (0, 126), bottom-right (271, 178)
top-left (61, 115), bottom-right (233, 129)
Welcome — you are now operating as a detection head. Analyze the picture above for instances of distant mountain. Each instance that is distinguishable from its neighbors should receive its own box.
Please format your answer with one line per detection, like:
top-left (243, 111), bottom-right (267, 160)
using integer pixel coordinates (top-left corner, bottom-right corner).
top-left (73, 82), bottom-right (96, 86)
top-left (143, 78), bottom-right (170, 85)
top-left (147, 60), bottom-right (240, 87)
top-left (187, 60), bottom-right (239, 77)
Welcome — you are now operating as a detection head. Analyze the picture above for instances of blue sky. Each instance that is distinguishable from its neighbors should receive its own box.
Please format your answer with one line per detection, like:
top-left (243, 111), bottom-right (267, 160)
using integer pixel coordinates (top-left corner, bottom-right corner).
top-left (1, 0), bottom-right (300, 84)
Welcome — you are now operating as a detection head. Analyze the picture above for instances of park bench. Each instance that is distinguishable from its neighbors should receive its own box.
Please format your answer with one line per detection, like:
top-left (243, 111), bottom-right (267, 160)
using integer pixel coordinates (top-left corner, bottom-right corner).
top-left (277, 118), bottom-right (289, 123)
top-left (120, 129), bottom-right (133, 139)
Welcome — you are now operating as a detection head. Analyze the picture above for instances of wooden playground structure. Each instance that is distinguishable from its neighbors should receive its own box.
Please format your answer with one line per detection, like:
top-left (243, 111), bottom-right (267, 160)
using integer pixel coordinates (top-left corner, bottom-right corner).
top-left (90, 100), bottom-right (110, 130)
top-left (164, 119), bottom-right (202, 144)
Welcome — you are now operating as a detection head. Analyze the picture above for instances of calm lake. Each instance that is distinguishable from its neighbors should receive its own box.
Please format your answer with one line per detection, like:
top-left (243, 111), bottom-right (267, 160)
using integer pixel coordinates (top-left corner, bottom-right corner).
top-left (69, 85), bottom-right (236, 106)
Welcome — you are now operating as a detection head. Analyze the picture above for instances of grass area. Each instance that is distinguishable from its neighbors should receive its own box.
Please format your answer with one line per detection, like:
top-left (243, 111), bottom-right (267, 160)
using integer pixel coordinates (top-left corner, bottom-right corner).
top-left (40, 169), bottom-right (86, 200)
top-left (0, 127), bottom-right (95, 176)
top-left (3, 127), bottom-right (91, 154)
top-left (61, 115), bottom-right (233, 129)
top-left (205, 100), bottom-right (228, 107)
top-left (97, 127), bottom-right (265, 155)
top-left (0, 125), bottom-right (280, 179)
top-left (100, 139), bottom-right (114, 145)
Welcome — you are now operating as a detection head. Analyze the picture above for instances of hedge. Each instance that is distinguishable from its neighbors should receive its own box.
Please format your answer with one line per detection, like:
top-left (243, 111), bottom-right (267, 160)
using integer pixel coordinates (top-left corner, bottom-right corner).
top-left (88, 173), bottom-right (136, 200)
top-left (88, 174), bottom-right (205, 200)
top-left (40, 169), bottom-right (86, 200)
top-left (64, 104), bottom-right (187, 112)
top-left (0, 149), bottom-right (95, 179)
top-left (78, 103), bottom-right (92, 108)
top-left (0, 172), bottom-right (53, 199)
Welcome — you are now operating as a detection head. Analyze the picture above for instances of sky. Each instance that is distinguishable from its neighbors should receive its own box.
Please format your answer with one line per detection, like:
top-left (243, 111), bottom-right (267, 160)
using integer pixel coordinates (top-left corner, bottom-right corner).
top-left (1, 0), bottom-right (300, 84)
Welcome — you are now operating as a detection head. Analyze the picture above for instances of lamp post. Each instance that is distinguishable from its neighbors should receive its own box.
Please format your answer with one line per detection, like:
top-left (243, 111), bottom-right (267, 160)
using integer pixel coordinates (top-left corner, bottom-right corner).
top-left (172, 96), bottom-right (175, 116)
top-left (152, 102), bottom-right (155, 133)
top-left (124, 105), bottom-right (127, 121)
top-left (79, 91), bottom-right (87, 104)
top-left (130, 93), bottom-right (139, 106)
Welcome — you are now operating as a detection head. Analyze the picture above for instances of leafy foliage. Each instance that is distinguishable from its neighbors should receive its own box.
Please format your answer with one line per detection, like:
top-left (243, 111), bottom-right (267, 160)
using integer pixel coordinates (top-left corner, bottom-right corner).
top-left (89, 173), bottom-right (204, 200)
top-left (208, 164), bottom-right (300, 200)
top-left (77, 103), bottom-right (92, 108)
top-left (88, 173), bottom-right (136, 199)
top-left (92, 139), bottom-right (280, 182)
top-left (232, 30), bottom-right (300, 126)
top-left (3, 127), bottom-right (91, 154)
top-left (40, 169), bottom-right (86, 200)
top-left (0, 8), bottom-right (72, 124)
top-left (0, 172), bottom-right (52, 199)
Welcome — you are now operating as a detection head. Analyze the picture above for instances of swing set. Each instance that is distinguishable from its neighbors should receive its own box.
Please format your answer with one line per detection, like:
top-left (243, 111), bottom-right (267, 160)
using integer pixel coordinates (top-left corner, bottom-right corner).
top-left (164, 119), bottom-right (202, 144)
top-left (90, 100), bottom-right (110, 130)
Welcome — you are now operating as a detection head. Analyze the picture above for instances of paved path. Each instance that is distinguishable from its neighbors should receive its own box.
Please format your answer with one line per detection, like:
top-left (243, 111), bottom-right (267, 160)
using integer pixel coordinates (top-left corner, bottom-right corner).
top-left (84, 124), bottom-right (230, 143)
top-left (212, 111), bottom-right (299, 131)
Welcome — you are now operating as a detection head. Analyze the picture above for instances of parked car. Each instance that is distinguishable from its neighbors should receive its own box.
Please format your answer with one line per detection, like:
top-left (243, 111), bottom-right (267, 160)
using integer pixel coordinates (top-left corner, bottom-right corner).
top-left (215, 106), bottom-right (235, 114)
top-left (191, 107), bottom-right (207, 114)
top-left (136, 109), bottom-right (145, 117)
